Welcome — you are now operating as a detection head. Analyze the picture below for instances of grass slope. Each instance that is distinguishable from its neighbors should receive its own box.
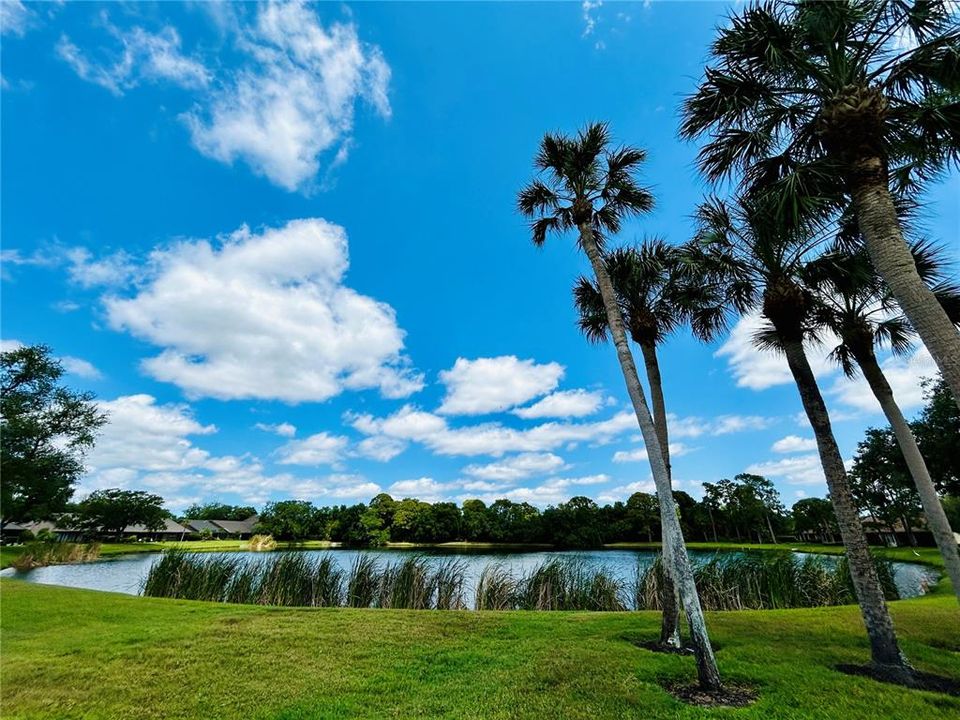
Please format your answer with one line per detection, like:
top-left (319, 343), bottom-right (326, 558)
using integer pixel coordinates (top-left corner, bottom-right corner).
top-left (2, 580), bottom-right (958, 720)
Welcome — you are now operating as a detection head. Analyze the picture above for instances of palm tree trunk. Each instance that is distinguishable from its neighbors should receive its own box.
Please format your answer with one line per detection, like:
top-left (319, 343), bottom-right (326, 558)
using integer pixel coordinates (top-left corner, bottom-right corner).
top-left (579, 224), bottom-right (721, 690)
top-left (639, 342), bottom-right (682, 649)
top-left (781, 337), bottom-right (911, 677)
top-left (853, 346), bottom-right (960, 602)
top-left (849, 165), bottom-right (960, 411)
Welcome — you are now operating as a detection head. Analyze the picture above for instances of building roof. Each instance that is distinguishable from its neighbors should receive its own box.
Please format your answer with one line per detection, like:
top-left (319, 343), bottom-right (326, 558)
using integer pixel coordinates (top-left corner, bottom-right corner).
top-left (211, 515), bottom-right (259, 535)
top-left (125, 518), bottom-right (190, 535)
top-left (184, 519), bottom-right (226, 534)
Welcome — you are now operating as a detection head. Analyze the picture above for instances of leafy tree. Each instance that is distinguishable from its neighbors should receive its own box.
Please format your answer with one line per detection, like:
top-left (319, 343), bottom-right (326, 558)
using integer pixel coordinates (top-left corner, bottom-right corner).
top-left (542, 496), bottom-right (603, 548)
top-left (1, 345), bottom-right (107, 525)
top-left (182, 502), bottom-right (257, 521)
top-left (518, 122), bottom-right (721, 690)
top-left (681, 0), bottom-right (960, 410)
top-left (625, 492), bottom-right (660, 542)
top-left (461, 499), bottom-right (490, 541)
top-left (913, 375), bottom-right (960, 495)
top-left (736, 473), bottom-right (785, 543)
top-left (792, 498), bottom-right (839, 543)
top-left (683, 195), bottom-right (910, 675)
top-left (77, 489), bottom-right (169, 538)
top-left (487, 499), bottom-right (542, 544)
top-left (257, 500), bottom-right (318, 541)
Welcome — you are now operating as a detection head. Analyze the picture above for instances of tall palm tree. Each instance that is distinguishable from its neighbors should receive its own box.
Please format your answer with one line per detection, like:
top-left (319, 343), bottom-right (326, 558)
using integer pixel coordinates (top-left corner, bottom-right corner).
top-left (573, 240), bottom-right (686, 648)
top-left (808, 239), bottom-right (960, 600)
top-left (680, 0), bottom-right (960, 409)
top-left (683, 194), bottom-right (914, 682)
top-left (518, 123), bottom-right (722, 691)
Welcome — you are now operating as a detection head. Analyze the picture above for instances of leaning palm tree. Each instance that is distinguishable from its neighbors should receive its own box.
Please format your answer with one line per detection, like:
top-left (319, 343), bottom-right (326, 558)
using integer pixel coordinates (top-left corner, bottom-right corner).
top-left (518, 123), bottom-right (722, 691)
top-left (807, 239), bottom-right (960, 600)
top-left (573, 241), bottom-right (686, 649)
top-left (683, 194), bottom-right (914, 683)
top-left (680, 0), bottom-right (960, 408)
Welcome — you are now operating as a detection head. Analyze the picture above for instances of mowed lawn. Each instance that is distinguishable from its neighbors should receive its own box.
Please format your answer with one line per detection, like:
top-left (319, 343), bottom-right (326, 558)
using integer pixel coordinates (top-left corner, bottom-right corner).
top-left (1, 580), bottom-right (958, 720)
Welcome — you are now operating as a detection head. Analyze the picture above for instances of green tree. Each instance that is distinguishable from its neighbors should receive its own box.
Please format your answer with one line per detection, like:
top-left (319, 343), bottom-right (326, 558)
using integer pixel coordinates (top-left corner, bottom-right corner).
top-left (681, 0), bottom-right (960, 408)
top-left (913, 375), bottom-right (960, 495)
top-left (792, 497), bottom-right (839, 543)
top-left (736, 473), bottom-right (784, 543)
top-left (257, 500), bottom-right (318, 541)
top-left (625, 492), bottom-right (660, 542)
top-left (684, 195), bottom-right (911, 678)
top-left (461, 499), bottom-right (490, 541)
top-left (1, 345), bottom-right (107, 526)
top-left (182, 502), bottom-right (257, 521)
top-left (518, 122), bottom-right (721, 690)
top-left (77, 489), bottom-right (169, 539)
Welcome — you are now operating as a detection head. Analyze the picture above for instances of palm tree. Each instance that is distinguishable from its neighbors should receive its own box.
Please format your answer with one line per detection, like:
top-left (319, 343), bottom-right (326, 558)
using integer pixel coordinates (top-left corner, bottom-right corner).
top-left (808, 239), bottom-right (960, 600)
top-left (518, 123), bottom-right (722, 691)
top-left (682, 194), bottom-right (913, 682)
top-left (573, 240), bottom-right (686, 648)
top-left (680, 0), bottom-right (960, 409)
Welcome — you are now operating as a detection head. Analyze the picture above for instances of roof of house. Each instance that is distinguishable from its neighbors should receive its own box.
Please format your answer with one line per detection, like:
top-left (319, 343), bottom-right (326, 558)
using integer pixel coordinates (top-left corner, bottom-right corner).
top-left (184, 519), bottom-right (226, 534)
top-left (211, 515), bottom-right (259, 534)
top-left (124, 518), bottom-right (190, 535)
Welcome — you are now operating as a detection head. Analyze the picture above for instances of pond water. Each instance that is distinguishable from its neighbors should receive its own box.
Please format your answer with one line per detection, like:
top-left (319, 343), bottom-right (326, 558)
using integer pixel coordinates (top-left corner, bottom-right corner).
top-left (1, 547), bottom-right (939, 604)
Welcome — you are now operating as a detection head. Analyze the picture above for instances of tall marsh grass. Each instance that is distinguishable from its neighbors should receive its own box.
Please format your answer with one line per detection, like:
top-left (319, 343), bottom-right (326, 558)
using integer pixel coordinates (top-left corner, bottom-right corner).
top-left (10, 542), bottom-right (101, 570)
top-left (142, 550), bottom-right (902, 611)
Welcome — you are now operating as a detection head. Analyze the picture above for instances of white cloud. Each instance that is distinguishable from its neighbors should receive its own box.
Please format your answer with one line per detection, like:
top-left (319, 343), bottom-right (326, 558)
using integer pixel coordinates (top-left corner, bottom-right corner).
top-left (61, 356), bottom-right (102, 380)
top-left (582, 0), bottom-right (602, 36)
top-left (828, 346), bottom-right (937, 413)
top-left (463, 474), bottom-right (611, 507)
top-left (183, 1), bottom-right (390, 190)
top-left (715, 312), bottom-right (837, 390)
top-left (57, 18), bottom-right (210, 96)
top-left (355, 435), bottom-right (407, 462)
top-left (348, 405), bottom-right (637, 458)
top-left (597, 480), bottom-right (657, 503)
top-left (388, 477), bottom-right (451, 502)
top-left (66, 247), bottom-right (140, 288)
top-left (745, 454), bottom-right (826, 486)
top-left (101, 218), bottom-right (423, 402)
top-left (0, 339), bottom-right (23, 353)
top-left (254, 422), bottom-right (297, 438)
top-left (275, 432), bottom-right (348, 466)
top-left (512, 389), bottom-right (605, 419)
top-left (463, 453), bottom-right (567, 481)
top-left (1, 1), bottom-right (31, 37)
top-left (612, 442), bottom-right (691, 463)
top-left (771, 435), bottom-right (818, 454)
top-left (437, 356), bottom-right (564, 415)
top-left (663, 412), bottom-right (776, 439)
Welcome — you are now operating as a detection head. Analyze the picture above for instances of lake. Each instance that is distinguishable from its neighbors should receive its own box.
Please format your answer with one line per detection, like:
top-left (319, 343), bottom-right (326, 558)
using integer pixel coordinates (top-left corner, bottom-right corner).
top-left (1, 547), bottom-right (940, 606)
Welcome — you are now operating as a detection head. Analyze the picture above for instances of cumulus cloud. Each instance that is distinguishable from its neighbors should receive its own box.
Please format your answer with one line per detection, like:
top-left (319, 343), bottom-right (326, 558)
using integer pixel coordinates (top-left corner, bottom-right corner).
top-left (57, 17), bottom-right (210, 96)
top-left (462, 474), bottom-right (611, 507)
top-left (828, 346), bottom-right (937, 413)
top-left (715, 312), bottom-right (837, 390)
top-left (275, 432), bottom-right (348, 466)
top-left (612, 442), bottom-right (691, 463)
top-left (61, 356), bottom-right (103, 380)
top-left (597, 480), bottom-right (656, 503)
top-left (745, 454), bottom-right (827, 486)
top-left (66, 248), bottom-right (141, 288)
top-left (388, 477), bottom-right (451, 502)
top-left (183, 1), bottom-right (391, 190)
top-left (81, 394), bottom-right (377, 509)
top-left (100, 218), bottom-right (423, 402)
top-left (771, 435), bottom-right (818, 453)
top-left (463, 453), bottom-right (567, 481)
top-left (354, 435), bottom-right (407, 462)
top-left (254, 422), bottom-right (297, 438)
top-left (437, 356), bottom-right (564, 415)
top-left (348, 405), bottom-right (637, 458)
top-left (511, 389), bottom-right (605, 419)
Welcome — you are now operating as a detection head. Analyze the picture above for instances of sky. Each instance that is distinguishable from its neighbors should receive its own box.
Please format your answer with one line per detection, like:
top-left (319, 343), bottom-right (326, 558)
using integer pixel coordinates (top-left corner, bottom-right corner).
top-left (2, 1), bottom-right (958, 514)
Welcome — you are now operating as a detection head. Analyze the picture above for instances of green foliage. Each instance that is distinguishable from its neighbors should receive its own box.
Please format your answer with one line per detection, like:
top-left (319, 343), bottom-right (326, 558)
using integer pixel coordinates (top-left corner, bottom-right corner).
top-left (1, 344), bottom-right (107, 524)
top-left (913, 375), bottom-right (960, 495)
top-left (181, 503), bottom-right (256, 521)
top-left (76, 488), bottom-right (169, 539)
top-left (10, 541), bottom-right (100, 570)
top-left (256, 500), bottom-right (320, 541)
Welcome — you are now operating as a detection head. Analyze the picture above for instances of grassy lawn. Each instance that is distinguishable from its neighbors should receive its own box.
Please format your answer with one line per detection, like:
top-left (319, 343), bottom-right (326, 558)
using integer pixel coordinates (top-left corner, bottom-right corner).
top-left (1, 580), bottom-right (958, 720)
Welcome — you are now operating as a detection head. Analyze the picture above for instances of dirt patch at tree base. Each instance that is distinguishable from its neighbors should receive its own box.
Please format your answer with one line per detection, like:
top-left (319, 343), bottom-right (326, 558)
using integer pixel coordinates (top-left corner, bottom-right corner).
top-left (663, 681), bottom-right (757, 707)
top-left (836, 664), bottom-right (960, 695)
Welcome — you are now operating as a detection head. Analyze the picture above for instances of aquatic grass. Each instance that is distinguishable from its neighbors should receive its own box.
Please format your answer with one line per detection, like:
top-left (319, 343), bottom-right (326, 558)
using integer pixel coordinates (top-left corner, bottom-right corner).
top-left (9, 542), bottom-right (101, 570)
top-left (431, 558), bottom-right (467, 610)
top-left (346, 554), bottom-right (379, 608)
top-left (248, 534), bottom-right (277, 552)
top-left (377, 556), bottom-right (433, 609)
top-left (474, 563), bottom-right (515, 610)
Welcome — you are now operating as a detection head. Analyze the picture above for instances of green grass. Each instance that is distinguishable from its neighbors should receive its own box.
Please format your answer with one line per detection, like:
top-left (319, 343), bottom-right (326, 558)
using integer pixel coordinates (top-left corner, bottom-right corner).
top-left (1, 579), bottom-right (958, 719)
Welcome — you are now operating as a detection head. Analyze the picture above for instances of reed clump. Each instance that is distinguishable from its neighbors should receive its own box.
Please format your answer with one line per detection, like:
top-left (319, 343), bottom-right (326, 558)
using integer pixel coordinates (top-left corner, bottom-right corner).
top-left (10, 542), bottom-right (101, 570)
top-left (248, 534), bottom-right (277, 552)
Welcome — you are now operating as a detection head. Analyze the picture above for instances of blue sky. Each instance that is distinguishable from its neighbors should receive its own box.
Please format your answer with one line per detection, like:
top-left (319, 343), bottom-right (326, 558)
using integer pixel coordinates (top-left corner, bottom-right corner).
top-left (2, 1), bottom-right (957, 513)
